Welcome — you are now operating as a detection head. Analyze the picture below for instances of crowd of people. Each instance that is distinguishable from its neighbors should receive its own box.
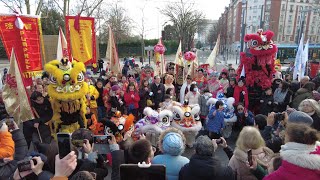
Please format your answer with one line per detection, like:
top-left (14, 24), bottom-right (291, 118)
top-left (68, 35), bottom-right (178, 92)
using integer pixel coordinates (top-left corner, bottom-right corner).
top-left (0, 58), bottom-right (320, 180)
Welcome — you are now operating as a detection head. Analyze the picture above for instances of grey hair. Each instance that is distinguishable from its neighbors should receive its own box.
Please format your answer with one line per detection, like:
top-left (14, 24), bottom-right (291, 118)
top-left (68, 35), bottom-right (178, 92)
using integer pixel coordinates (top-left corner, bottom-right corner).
top-left (299, 99), bottom-right (320, 115)
top-left (195, 136), bottom-right (215, 156)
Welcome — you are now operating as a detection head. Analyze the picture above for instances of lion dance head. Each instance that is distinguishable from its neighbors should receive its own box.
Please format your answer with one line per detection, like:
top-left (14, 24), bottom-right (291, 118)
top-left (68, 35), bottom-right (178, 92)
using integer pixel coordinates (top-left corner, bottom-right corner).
top-left (45, 58), bottom-right (89, 133)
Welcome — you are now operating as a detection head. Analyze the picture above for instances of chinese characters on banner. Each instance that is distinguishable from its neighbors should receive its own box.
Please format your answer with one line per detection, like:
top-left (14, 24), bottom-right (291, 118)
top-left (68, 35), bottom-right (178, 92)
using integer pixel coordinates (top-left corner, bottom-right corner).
top-left (0, 14), bottom-right (43, 86)
top-left (65, 16), bottom-right (96, 65)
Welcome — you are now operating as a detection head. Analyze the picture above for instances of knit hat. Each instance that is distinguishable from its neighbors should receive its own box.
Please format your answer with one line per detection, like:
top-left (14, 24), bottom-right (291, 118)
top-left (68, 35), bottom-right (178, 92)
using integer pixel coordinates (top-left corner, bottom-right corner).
top-left (288, 111), bottom-right (313, 126)
top-left (111, 85), bottom-right (120, 91)
top-left (162, 132), bottom-right (184, 156)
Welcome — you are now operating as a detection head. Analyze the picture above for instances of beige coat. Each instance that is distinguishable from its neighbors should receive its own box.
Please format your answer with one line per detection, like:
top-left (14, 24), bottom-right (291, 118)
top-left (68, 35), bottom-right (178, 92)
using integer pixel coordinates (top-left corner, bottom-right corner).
top-left (228, 148), bottom-right (258, 180)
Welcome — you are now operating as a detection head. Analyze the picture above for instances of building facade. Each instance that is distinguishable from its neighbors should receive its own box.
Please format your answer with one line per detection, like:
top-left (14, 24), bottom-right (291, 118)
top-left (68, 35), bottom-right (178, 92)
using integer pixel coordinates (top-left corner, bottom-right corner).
top-left (218, 0), bottom-right (320, 54)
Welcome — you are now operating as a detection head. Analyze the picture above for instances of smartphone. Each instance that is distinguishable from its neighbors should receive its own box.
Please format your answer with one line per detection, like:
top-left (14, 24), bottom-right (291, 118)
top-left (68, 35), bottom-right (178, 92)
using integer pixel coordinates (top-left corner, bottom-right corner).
top-left (247, 149), bottom-right (253, 166)
top-left (93, 135), bottom-right (111, 154)
top-left (57, 133), bottom-right (71, 159)
top-left (216, 138), bottom-right (223, 145)
top-left (6, 118), bottom-right (15, 131)
top-left (93, 135), bottom-right (111, 144)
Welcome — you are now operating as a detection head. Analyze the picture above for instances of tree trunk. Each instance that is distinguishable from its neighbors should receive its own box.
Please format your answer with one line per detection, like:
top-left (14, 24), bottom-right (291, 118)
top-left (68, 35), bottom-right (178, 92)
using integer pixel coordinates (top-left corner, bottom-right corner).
top-left (63, 0), bottom-right (67, 17)
top-left (25, 0), bottom-right (30, 14)
top-left (35, 0), bottom-right (43, 15)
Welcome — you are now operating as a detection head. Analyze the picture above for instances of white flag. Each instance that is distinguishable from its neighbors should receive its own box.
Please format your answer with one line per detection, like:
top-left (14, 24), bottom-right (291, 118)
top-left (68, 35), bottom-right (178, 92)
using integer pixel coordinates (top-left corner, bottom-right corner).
top-left (240, 65), bottom-right (245, 77)
top-left (206, 34), bottom-right (220, 67)
top-left (56, 27), bottom-right (68, 60)
top-left (2, 48), bottom-right (35, 124)
top-left (300, 39), bottom-right (309, 78)
top-left (293, 34), bottom-right (304, 81)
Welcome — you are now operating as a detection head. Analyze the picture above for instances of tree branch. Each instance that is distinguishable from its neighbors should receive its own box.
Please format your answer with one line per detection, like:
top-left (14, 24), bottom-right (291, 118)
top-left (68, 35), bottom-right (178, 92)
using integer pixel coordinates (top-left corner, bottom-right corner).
top-left (0, 0), bottom-right (16, 12)
top-left (52, 0), bottom-right (64, 12)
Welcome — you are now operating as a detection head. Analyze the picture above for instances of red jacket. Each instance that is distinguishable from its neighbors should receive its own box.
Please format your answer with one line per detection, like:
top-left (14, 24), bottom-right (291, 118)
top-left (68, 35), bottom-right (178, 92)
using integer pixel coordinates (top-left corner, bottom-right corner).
top-left (233, 85), bottom-right (249, 109)
top-left (124, 91), bottom-right (140, 109)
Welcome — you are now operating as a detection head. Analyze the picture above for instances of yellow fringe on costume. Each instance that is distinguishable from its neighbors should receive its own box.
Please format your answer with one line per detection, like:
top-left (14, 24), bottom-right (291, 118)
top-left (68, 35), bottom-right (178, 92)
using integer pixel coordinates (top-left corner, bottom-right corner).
top-left (45, 59), bottom-right (89, 136)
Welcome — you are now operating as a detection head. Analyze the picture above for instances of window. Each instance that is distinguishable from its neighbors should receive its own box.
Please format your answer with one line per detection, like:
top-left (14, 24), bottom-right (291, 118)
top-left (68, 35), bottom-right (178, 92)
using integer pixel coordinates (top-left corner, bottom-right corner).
top-left (280, 14), bottom-right (284, 21)
top-left (249, 16), bottom-right (252, 20)
top-left (287, 26), bottom-right (292, 34)
top-left (253, 16), bottom-right (256, 20)
top-left (311, 26), bottom-right (315, 34)
top-left (281, 4), bottom-right (285, 11)
top-left (290, 5), bottom-right (294, 12)
top-left (288, 15), bottom-right (293, 22)
top-left (266, 5), bottom-right (271, 11)
top-left (279, 25), bottom-right (283, 32)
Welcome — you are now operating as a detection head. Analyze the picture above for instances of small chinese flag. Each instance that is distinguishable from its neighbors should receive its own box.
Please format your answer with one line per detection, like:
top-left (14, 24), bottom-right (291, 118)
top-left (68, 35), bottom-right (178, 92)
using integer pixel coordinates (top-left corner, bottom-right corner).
top-left (2, 48), bottom-right (34, 124)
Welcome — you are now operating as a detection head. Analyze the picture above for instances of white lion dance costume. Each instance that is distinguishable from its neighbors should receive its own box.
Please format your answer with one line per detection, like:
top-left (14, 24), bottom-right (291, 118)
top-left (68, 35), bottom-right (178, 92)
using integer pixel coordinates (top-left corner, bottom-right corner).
top-left (134, 107), bottom-right (173, 146)
top-left (207, 92), bottom-right (236, 138)
top-left (171, 104), bottom-right (201, 147)
top-left (45, 58), bottom-right (89, 134)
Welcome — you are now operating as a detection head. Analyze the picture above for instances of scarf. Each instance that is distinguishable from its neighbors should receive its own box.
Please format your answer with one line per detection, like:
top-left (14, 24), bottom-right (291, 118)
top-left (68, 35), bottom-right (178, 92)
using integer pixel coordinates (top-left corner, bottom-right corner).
top-left (273, 88), bottom-right (288, 103)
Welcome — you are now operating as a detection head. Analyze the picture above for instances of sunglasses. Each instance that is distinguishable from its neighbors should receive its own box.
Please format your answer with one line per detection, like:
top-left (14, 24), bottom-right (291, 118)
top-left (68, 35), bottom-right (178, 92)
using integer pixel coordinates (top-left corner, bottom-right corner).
top-left (237, 108), bottom-right (244, 111)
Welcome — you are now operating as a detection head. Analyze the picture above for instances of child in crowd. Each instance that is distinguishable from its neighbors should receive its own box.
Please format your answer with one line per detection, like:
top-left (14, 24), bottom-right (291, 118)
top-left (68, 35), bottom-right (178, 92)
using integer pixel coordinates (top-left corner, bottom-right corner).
top-left (207, 100), bottom-right (225, 139)
top-left (259, 88), bottom-right (274, 116)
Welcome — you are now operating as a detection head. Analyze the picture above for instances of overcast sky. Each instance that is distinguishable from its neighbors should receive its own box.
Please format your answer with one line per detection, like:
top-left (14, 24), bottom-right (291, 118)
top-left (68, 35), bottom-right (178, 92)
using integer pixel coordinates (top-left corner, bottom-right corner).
top-left (0, 0), bottom-right (230, 39)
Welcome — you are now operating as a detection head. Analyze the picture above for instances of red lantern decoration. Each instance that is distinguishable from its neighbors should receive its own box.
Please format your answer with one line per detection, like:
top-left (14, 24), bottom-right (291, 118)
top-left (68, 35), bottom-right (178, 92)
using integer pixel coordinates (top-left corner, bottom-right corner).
top-left (184, 51), bottom-right (196, 61)
top-left (154, 43), bottom-right (165, 54)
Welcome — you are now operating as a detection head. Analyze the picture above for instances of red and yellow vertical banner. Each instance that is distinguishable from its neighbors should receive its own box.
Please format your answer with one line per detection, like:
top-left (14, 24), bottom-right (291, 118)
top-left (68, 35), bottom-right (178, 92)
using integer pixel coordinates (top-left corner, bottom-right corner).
top-left (65, 15), bottom-right (96, 65)
top-left (0, 14), bottom-right (43, 86)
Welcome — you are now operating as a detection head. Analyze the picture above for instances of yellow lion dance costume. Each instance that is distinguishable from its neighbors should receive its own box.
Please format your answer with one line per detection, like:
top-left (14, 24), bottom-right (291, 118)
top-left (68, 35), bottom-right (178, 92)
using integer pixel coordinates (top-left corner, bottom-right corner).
top-left (45, 58), bottom-right (89, 134)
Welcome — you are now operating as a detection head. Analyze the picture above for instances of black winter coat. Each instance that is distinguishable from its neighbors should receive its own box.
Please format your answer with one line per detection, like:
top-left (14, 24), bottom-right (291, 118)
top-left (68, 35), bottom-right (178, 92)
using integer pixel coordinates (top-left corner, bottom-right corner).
top-left (139, 88), bottom-right (150, 112)
top-left (259, 94), bottom-right (274, 115)
top-left (179, 154), bottom-right (235, 180)
top-left (311, 113), bottom-right (320, 131)
top-left (225, 85), bottom-right (235, 98)
top-left (150, 83), bottom-right (165, 105)
top-left (0, 129), bottom-right (28, 178)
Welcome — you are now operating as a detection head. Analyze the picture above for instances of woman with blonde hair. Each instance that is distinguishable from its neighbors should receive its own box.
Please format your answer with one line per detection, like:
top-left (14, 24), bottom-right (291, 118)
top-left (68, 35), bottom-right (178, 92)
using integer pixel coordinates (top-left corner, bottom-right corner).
top-left (299, 99), bottom-right (320, 131)
top-left (228, 126), bottom-right (274, 180)
top-left (152, 128), bottom-right (189, 180)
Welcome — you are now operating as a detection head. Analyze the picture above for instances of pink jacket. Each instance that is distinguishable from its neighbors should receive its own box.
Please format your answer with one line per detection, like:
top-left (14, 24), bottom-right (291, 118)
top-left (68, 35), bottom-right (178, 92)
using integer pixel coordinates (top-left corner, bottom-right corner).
top-left (264, 142), bottom-right (320, 180)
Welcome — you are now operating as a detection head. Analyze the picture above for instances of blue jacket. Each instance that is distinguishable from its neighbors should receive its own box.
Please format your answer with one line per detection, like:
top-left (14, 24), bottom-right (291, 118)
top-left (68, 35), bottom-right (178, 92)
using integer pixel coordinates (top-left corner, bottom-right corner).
top-left (207, 107), bottom-right (225, 133)
top-left (152, 154), bottom-right (189, 180)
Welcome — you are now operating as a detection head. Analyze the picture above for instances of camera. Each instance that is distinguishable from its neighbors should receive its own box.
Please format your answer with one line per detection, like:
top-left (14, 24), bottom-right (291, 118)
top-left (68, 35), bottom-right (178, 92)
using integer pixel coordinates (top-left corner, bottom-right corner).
top-left (17, 157), bottom-right (36, 172)
top-left (274, 112), bottom-right (285, 122)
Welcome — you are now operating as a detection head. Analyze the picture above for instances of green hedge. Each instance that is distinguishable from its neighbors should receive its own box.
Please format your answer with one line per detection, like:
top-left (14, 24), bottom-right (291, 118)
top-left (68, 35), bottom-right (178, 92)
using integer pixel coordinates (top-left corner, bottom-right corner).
top-left (99, 39), bottom-right (179, 58)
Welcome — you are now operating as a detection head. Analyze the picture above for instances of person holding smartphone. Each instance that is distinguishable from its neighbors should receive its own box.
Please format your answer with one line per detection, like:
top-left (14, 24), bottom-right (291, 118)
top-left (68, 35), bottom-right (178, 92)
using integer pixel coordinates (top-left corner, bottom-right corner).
top-left (0, 118), bottom-right (29, 179)
top-left (228, 126), bottom-right (273, 180)
top-left (179, 136), bottom-right (235, 180)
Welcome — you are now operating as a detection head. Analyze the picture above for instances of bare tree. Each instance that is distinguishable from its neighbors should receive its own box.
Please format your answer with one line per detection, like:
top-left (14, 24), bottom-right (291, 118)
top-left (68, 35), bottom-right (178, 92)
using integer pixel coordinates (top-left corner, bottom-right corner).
top-left (162, 0), bottom-right (204, 51)
top-left (71, 0), bottom-right (105, 17)
top-left (99, 2), bottom-right (132, 44)
top-left (0, 0), bottom-right (25, 14)
top-left (134, 3), bottom-right (154, 61)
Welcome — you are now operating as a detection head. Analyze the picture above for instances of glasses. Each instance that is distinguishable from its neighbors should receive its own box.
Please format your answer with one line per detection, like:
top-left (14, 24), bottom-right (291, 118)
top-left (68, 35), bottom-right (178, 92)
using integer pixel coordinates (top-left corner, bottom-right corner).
top-left (237, 108), bottom-right (244, 111)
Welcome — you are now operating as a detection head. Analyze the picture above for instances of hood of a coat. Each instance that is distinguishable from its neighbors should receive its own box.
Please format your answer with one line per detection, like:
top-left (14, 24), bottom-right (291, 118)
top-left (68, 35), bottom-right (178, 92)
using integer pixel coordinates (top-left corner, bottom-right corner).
top-left (280, 141), bottom-right (320, 170)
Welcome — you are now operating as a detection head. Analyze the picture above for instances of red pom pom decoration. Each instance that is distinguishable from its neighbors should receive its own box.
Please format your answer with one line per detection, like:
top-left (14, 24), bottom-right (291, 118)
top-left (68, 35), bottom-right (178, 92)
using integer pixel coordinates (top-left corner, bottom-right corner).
top-left (154, 43), bottom-right (165, 54)
top-left (184, 51), bottom-right (196, 61)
